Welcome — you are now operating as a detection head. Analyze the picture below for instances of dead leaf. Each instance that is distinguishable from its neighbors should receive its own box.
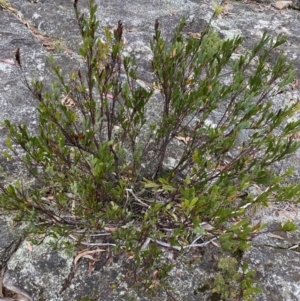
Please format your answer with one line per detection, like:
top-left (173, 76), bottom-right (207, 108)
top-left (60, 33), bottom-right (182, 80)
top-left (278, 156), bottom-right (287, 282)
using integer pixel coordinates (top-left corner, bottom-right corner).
top-left (61, 93), bottom-right (76, 107)
top-left (0, 58), bottom-right (15, 66)
top-left (252, 183), bottom-right (261, 190)
top-left (211, 240), bottom-right (220, 248)
top-left (102, 93), bottom-right (114, 99)
top-left (267, 233), bottom-right (284, 240)
top-left (175, 136), bottom-right (191, 144)
top-left (74, 248), bottom-right (105, 266)
top-left (27, 241), bottom-right (33, 252)
top-left (291, 79), bottom-right (299, 90)
top-left (278, 210), bottom-right (294, 220)
top-left (201, 222), bottom-right (214, 231)
top-left (252, 221), bottom-right (261, 232)
top-left (187, 32), bottom-right (202, 39)
top-left (104, 226), bottom-right (117, 233)
top-left (149, 279), bottom-right (160, 289)
top-left (72, 199), bottom-right (76, 220)
top-left (81, 255), bottom-right (95, 261)
top-left (69, 133), bottom-right (85, 142)
top-left (152, 270), bottom-right (159, 277)
top-left (88, 261), bottom-right (95, 275)
top-left (64, 48), bottom-right (73, 56)
top-left (126, 27), bottom-right (137, 32)
top-left (216, 164), bottom-right (227, 171)
top-left (291, 133), bottom-right (300, 141)
top-left (272, 1), bottom-right (292, 10)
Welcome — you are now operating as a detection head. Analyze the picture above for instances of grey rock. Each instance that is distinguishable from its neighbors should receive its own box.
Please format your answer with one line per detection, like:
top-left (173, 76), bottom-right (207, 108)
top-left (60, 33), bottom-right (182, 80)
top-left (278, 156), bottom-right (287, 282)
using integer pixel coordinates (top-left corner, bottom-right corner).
top-left (1, 0), bottom-right (300, 300)
top-left (4, 237), bottom-right (72, 301)
top-left (244, 243), bottom-right (300, 301)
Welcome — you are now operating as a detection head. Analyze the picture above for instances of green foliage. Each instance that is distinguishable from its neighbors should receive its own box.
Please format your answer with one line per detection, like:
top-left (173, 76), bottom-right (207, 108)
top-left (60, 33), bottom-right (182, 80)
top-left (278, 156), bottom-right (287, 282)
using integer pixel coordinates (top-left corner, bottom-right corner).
top-left (213, 258), bottom-right (261, 301)
top-left (281, 220), bottom-right (298, 231)
top-left (0, 0), bottom-right (7, 8)
top-left (1, 0), bottom-right (300, 298)
top-left (213, 257), bottom-right (240, 300)
top-left (77, 290), bottom-right (99, 301)
top-left (213, 1), bottom-right (225, 15)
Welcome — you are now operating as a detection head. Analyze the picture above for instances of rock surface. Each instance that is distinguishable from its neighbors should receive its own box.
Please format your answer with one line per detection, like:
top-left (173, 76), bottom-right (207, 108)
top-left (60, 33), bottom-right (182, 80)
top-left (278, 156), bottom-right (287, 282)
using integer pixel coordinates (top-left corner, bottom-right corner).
top-left (1, 0), bottom-right (300, 300)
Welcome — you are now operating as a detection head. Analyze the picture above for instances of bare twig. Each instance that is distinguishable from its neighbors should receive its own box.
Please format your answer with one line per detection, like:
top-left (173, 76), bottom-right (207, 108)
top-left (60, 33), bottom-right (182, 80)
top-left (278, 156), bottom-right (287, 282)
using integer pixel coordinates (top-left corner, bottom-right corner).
top-left (142, 237), bottom-right (218, 251)
top-left (73, 231), bottom-right (111, 237)
top-left (141, 237), bottom-right (151, 250)
top-left (79, 242), bottom-right (116, 247)
top-left (126, 188), bottom-right (150, 208)
top-left (191, 235), bottom-right (203, 246)
top-left (68, 235), bottom-right (116, 247)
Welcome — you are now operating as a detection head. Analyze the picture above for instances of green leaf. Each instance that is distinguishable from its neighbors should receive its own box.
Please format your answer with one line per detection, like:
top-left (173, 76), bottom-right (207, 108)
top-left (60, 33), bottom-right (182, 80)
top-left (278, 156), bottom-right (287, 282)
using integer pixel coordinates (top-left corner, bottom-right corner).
top-left (143, 179), bottom-right (161, 189)
top-left (282, 220), bottom-right (298, 232)
top-left (5, 137), bottom-right (12, 150)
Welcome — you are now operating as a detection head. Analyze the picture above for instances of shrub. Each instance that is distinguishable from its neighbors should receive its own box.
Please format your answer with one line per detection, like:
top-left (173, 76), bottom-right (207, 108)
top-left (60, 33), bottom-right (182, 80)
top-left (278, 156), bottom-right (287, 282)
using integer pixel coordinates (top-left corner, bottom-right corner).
top-left (1, 0), bottom-right (300, 298)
